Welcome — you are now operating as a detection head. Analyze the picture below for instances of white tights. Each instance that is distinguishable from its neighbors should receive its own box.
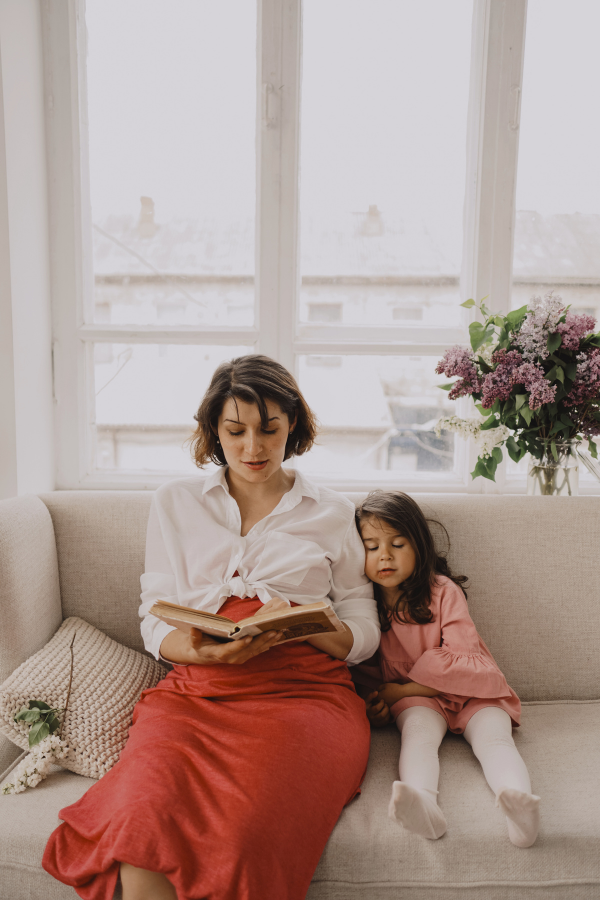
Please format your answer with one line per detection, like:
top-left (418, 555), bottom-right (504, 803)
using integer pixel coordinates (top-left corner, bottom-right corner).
top-left (389, 705), bottom-right (540, 846)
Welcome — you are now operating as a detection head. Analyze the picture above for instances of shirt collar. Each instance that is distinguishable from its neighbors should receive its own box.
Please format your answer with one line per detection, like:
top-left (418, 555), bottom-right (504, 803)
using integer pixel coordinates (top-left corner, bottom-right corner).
top-left (201, 466), bottom-right (230, 495)
top-left (201, 465), bottom-right (320, 506)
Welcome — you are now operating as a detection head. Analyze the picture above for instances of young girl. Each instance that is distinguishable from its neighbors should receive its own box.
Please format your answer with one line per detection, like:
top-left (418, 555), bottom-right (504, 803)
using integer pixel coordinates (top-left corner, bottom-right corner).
top-left (356, 491), bottom-right (540, 848)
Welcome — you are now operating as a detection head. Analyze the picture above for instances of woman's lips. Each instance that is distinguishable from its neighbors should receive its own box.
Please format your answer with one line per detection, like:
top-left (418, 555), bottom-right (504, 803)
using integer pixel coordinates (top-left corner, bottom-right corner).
top-left (243, 461), bottom-right (268, 470)
top-left (377, 568), bottom-right (396, 577)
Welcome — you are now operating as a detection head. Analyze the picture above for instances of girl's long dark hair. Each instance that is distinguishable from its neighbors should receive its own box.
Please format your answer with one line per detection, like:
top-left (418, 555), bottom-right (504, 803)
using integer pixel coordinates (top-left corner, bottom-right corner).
top-left (356, 491), bottom-right (468, 631)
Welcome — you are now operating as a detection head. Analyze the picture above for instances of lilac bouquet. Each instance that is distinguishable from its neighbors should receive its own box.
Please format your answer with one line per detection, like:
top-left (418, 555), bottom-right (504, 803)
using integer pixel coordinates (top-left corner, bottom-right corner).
top-left (435, 293), bottom-right (600, 481)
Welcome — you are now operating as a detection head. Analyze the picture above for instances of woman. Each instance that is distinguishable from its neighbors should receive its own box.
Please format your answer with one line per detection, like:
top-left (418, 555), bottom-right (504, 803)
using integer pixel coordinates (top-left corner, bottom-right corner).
top-left (43, 355), bottom-right (380, 900)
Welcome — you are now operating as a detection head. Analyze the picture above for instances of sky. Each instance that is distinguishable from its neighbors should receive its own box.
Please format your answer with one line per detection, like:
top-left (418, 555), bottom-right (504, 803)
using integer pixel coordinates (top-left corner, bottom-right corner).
top-left (85, 0), bottom-right (600, 239)
top-left (85, 0), bottom-right (472, 236)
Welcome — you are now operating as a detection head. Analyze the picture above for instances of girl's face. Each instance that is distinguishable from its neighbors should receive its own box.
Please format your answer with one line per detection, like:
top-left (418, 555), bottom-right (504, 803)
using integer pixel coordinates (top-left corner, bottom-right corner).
top-left (217, 396), bottom-right (295, 485)
top-left (360, 517), bottom-right (417, 594)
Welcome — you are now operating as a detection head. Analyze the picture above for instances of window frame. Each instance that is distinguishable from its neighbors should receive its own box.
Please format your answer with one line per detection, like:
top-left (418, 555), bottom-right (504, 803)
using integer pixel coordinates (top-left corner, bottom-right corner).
top-left (43, 0), bottom-right (533, 492)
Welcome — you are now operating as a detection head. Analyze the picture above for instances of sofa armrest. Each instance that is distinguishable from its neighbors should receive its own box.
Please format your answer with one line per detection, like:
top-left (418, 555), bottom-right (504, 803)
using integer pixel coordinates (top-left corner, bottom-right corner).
top-left (0, 493), bottom-right (63, 699)
top-left (0, 495), bottom-right (63, 767)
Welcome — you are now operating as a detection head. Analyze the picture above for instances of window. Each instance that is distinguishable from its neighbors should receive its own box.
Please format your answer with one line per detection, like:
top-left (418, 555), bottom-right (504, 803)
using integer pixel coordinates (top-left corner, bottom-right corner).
top-left (49, 0), bottom-right (564, 491)
top-left (509, 0), bottom-right (600, 484)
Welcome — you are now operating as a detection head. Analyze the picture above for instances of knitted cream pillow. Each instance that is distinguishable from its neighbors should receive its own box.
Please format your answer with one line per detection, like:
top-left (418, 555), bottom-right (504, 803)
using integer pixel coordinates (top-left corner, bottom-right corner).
top-left (0, 617), bottom-right (166, 779)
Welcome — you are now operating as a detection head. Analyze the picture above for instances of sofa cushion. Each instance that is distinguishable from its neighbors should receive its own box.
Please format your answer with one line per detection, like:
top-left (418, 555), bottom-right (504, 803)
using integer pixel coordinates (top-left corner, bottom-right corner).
top-left (39, 491), bottom-right (152, 654)
top-left (350, 494), bottom-right (600, 702)
top-left (38, 491), bottom-right (600, 702)
top-left (1, 701), bottom-right (598, 900)
top-left (0, 617), bottom-right (166, 779)
top-left (308, 700), bottom-right (600, 899)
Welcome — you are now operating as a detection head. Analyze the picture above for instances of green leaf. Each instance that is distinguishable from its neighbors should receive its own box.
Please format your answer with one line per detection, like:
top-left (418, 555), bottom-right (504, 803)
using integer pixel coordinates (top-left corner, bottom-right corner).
top-left (515, 393), bottom-right (527, 410)
top-left (469, 322), bottom-right (486, 351)
top-left (545, 365), bottom-right (564, 384)
top-left (471, 457), bottom-right (497, 482)
top-left (560, 413), bottom-right (575, 427)
top-left (475, 403), bottom-right (490, 416)
top-left (29, 700), bottom-right (51, 711)
top-left (566, 363), bottom-right (578, 381)
top-left (551, 440), bottom-right (558, 462)
top-left (506, 305), bottom-right (528, 327)
top-left (461, 298), bottom-right (476, 308)
top-left (481, 303), bottom-right (491, 318)
top-left (14, 708), bottom-right (41, 724)
top-left (45, 714), bottom-right (61, 733)
top-left (480, 415), bottom-right (499, 431)
top-left (28, 720), bottom-right (50, 748)
top-left (549, 421), bottom-right (564, 436)
top-left (520, 406), bottom-right (533, 426)
top-left (491, 446), bottom-right (503, 464)
top-left (547, 332), bottom-right (563, 354)
top-left (437, 383), bottom-right (454, 391)
top-left (477, 356), bottom-right (493, 374)
top-left (494, 316), bottom-right (505, 327)
top-left (506, 435), bottom-right (527, 463)
top-left (589, 438), bottom-right (598, 460)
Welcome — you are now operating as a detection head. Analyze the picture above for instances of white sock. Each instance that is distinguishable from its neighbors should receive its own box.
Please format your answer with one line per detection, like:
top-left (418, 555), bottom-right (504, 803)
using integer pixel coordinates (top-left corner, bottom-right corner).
top-left (388, 781), bottom-right (447, 840)
top-left (496, 787), bottom-right (540, 848)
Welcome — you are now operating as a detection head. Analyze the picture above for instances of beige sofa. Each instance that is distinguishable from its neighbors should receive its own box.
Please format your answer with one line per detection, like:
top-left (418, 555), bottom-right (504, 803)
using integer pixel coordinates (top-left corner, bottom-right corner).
top-left (1, 490), bottom-right (599, 900)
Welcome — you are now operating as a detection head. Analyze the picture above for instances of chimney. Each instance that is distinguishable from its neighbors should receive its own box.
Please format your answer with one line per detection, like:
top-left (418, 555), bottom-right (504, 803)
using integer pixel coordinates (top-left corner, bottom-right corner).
top-left (138, 196), bottom-right (158, 238)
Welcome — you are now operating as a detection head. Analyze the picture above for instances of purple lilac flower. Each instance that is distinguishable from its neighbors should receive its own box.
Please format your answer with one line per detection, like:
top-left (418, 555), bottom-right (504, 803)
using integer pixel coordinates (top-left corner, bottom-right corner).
top-left (555, 312), bottom-right (596, 351)
top-left (565, 348), bottom-right (600, 406)
top-left (435, 346), bottom-right (482, 400)
top-left (512, 362), bottom-right (557, 410)
top-left (514, 292), bottom-right (566, 361)
top-left (480, 350), bottom-right (523, 408)
top-left (579, 412), bottom-right (600, 438)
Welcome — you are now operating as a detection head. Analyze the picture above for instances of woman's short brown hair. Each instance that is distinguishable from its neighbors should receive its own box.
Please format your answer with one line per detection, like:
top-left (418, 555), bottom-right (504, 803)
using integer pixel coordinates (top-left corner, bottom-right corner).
top-left (190, 354), bottom-right (318, 467)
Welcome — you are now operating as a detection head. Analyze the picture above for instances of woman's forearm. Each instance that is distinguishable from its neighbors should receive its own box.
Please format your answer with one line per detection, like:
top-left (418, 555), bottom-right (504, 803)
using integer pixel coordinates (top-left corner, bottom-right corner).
top-left (160, 629), bottom-right (195, 665)
top-left (306, 623), bottom-right (354, 660)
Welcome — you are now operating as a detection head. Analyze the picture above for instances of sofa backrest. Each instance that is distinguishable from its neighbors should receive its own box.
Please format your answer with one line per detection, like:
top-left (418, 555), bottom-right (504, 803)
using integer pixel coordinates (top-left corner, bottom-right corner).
top-left (35, 490), bottom-right (600, 703)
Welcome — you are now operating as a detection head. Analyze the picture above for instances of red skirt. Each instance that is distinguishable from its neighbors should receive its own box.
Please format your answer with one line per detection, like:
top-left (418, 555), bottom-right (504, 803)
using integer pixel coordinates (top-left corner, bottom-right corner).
top-left (43, 597), bottom-right (370, 900)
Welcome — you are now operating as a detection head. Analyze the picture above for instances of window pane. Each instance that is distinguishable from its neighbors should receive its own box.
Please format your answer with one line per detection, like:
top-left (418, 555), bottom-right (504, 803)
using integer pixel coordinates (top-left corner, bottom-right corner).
top-left (299, 0), bottom-right (473, 329)
top-left (86, 0), bottom-right (256, 327)
top-left (295, 355), bottom-right (456, 477)
top-left (93, 344), bottom-right (251, 472)
top-left (512, 0), bottom-right (600, 323)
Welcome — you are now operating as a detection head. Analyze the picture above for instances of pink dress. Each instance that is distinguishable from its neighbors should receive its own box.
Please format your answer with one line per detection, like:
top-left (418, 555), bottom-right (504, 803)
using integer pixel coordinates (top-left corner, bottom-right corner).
top-left (376, 576), bottom-right (521, 733)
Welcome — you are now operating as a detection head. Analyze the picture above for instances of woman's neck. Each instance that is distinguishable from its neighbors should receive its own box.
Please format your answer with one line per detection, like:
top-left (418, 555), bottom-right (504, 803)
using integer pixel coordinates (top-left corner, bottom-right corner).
top-left (225, 466), bottom-right (295, 535)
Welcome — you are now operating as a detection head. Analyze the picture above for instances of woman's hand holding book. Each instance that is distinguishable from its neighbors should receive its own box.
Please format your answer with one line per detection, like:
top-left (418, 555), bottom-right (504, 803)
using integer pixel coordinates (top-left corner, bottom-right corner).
top-left (159, 624), bottom-right (284, 667)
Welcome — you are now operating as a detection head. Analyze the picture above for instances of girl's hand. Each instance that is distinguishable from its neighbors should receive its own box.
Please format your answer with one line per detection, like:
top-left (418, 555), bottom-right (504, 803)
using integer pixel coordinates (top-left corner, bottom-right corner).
top-left (160, 627), bottom-right (284, 666)
top-left (365, 690), bottom-right (392, 727)
top-left (377, 682), bottom-right (409, 706)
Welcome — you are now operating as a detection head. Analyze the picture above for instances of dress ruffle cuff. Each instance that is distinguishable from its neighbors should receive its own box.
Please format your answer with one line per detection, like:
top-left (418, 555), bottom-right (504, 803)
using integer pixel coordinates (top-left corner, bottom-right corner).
top-left (407, 648), bottom-right (512, 699)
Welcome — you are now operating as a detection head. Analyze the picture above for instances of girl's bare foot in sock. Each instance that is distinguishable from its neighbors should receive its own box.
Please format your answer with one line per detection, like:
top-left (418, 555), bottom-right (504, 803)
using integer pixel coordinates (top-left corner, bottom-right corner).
top-left (496, 787), bottom-right (540, 848)
top-left (388, 781), bottom-right (447, 840)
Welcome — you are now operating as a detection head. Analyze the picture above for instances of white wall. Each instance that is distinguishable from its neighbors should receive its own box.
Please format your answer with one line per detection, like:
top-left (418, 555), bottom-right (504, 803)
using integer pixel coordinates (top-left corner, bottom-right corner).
top-left (0, 0), bottom-right (54, 498)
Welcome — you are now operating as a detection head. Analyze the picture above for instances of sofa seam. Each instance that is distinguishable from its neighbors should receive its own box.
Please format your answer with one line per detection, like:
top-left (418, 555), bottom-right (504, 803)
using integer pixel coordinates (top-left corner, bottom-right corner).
top-left (310, 879), bottom-right (600, 888)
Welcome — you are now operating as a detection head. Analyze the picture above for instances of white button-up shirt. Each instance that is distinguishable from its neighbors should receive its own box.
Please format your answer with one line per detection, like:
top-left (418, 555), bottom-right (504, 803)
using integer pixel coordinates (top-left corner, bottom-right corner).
top-left (139, 467), bottom-right (380, 665)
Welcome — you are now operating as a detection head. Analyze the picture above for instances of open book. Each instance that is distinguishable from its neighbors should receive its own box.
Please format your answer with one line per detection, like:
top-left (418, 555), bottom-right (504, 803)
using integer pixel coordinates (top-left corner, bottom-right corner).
top-left (149, 599), bottom-right (345, 643)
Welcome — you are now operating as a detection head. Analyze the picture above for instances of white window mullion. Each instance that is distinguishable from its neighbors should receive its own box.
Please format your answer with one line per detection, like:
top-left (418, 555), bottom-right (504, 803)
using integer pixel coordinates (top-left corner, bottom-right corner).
top-left (42, 0), bottom-right (91, 489)
top-left (256, 0), bottom-right (301, 371)
top-left (460, 0), bottom-right (528, 493)
top-left (463, 0), bottom-right (528, 315)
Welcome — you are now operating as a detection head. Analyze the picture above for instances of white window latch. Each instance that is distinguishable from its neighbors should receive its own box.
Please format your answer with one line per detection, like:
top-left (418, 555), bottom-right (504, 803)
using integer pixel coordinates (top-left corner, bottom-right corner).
top-left (262, 83), bottom-right (278, 127)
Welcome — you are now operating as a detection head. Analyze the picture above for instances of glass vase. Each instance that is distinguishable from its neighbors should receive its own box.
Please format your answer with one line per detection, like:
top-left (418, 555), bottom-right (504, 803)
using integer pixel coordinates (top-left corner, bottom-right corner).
top-left (527, 440), bottom-right (579, 496)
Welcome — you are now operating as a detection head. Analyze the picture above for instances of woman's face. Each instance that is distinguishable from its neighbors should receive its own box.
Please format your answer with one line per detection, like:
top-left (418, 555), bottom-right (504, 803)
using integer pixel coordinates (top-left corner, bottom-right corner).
top-left (216, 397), bottom-right (295, 485)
